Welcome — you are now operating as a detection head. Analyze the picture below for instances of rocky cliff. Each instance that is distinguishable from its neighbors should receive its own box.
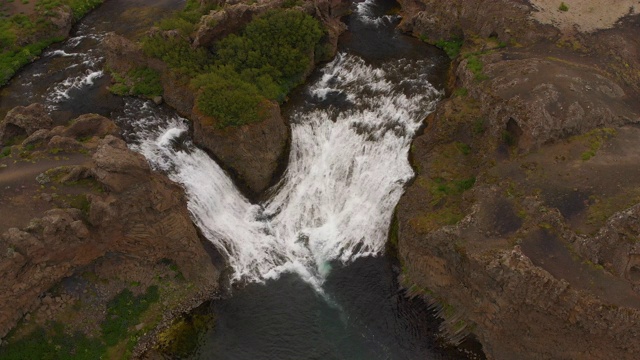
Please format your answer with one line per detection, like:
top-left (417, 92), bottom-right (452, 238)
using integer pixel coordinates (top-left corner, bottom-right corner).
top-left (395, 1), bottom-right (640, 358)
top-left (0, 109), bottom-right (220, 354)
top-left (103, 0), bottom-right (349, 198)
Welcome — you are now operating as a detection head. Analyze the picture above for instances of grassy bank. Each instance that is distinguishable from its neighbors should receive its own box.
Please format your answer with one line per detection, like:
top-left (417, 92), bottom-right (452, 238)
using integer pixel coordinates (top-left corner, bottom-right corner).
top-left (0, 0), bottom-right (104, 86)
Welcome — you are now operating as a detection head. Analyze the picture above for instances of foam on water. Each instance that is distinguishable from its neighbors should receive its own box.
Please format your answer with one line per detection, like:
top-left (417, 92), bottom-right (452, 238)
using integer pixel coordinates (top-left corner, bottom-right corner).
top-left (354, 0), bottom-right (400, 27)
top-left (46, 69), bottom-right (104, 107)
top-left (126, 53), bottom-right (441, 290)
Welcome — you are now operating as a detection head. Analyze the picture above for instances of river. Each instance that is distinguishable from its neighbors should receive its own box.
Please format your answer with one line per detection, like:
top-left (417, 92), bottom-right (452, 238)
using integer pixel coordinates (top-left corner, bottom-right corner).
top-left (1, 0), bottom-right (483, 358)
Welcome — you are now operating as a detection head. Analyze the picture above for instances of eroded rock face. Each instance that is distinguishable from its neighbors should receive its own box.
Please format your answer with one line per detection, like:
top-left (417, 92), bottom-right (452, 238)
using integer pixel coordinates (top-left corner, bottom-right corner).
top-left (0, 104), bottom-right (53, 145)
top-left (396, 0), bottom-right (559, 46)
top-left (0, 112), bottom-right (219, 340)
top-left (457, 54), bottom-right (639, 150)
top-left (192, 103), bottom-right (288, 196)
top-left (396, 1), bottom-right (640, 359)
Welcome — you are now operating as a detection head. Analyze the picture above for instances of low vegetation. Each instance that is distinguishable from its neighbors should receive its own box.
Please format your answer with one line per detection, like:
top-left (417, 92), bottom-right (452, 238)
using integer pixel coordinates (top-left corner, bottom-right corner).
top-left (154, 312), bottom-right (214, 358)
top-left (0, 0), bottom-right (104, 86)
top-left (141, 1), bottom-right (324, 128)
top-left (465, 54), bottom-right (488, 81)
top-left (559, 2), bottom-right (569, 12)
top-left (109, 67), bottom-right (163, 98)
top-left (1, 285), bottom-right (159, 359)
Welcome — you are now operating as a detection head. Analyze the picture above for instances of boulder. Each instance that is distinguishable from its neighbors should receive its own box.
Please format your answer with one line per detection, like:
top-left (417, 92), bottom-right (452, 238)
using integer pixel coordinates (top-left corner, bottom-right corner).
top-left (91, 136), bottom-right (151, 193)
top-left (192, 102), bottom-right (288, 196)
top-left (0, 104), bottom-right (53, 145)
top-left (63, 113), bottom-right (119, 139)
top-left (47, 135), bottom-right (83, 152)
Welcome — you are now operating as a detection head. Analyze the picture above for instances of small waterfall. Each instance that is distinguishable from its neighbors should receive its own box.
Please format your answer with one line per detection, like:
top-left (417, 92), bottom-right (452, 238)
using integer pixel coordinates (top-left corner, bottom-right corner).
top-left (126, 53), bottom-right (441, 289)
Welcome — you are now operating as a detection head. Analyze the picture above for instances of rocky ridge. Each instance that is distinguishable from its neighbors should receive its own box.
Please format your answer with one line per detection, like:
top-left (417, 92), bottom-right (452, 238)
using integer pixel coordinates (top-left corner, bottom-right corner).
top-left (395, 0), bottom-right (640, 359)
top-left (0, 109), bottom-right (220, 354)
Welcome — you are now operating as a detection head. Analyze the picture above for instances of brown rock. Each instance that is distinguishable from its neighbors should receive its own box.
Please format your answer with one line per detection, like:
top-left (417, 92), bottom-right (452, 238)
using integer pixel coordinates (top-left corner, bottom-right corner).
top-left (22, 129), bottom-right (51, 147)
top-left (0, 104), bottom-right (53, 145)
top-left (91, 136), bottom-right (151, 193)
top-left (102, 32), bottom-right (147, 75)
top-left (0, 116), bottom-right (220, 340)
top-left (47, 135), bottom-right (83, 152)
top-left (63, 113), bottom-right (119, 139)
top-left (192, 102), bottom-right (288, 195)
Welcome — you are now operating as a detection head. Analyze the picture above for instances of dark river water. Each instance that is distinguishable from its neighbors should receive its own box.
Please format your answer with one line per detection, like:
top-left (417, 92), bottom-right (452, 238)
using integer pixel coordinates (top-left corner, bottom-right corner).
top-left (1, 0), bottom-right (484, 359)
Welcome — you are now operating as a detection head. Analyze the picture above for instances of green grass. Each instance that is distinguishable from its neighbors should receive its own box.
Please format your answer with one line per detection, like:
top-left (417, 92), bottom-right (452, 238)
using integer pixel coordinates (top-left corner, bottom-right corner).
top-left (465, 55), bottom-right (488, 81)
top-left (473, 118), bottom-right (486, 135)
top-left (453, 87), bottom-right (468, 97)
top-left (0, 36), bottom-right (64, 85)
top-left (0, 0), bottom-right (104, 85)
top-left (578, 128), bottom-right (616, 161)
top-left (1, 146), bottom-right (11, 157)
top-left (0, 322), bottom-right (106, 360)
top-left (434, 38), bottom-right (463, 59)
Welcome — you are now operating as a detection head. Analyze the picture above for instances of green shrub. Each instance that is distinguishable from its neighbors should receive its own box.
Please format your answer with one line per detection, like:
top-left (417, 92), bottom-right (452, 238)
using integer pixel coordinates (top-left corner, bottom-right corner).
top-left (194, 70), bottom-right (269, 127)
top-left (215, 9), bottom-right (323, 95)
top-left (559, 2), bottom-right (569, 11)
top-left (143, 6), bottom-right (323, 128)
top-left (129, 67), bottom-right (163, 97)
top-left (195, 9), bottom-right (323, 126)
top-left (141, 35), bottom-right (212, 77)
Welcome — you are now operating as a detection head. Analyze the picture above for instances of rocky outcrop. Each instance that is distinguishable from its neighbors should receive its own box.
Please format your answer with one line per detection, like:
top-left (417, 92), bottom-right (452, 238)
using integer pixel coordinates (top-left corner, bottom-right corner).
top-left (396, 0), bottom-right (559, 46)
top-left (192, 103), bottom-right (288, 196)
top-left (456, 53), bottom-right (639, 150)
top-left (0, 104), bottom-right (53, 145)
top-left (0, 112), bottom-right (219, 341)
top-left (396, 1), bottom-right (640, 358)
top-left (103, 0), bottom-right (348, 196)
top-left (192, 1), bottom-right (269, 48)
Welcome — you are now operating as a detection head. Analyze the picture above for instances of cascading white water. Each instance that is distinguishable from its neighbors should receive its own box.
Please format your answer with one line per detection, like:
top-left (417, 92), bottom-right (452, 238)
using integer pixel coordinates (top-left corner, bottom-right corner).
top-left (127, 53), bottom-right (441, 290)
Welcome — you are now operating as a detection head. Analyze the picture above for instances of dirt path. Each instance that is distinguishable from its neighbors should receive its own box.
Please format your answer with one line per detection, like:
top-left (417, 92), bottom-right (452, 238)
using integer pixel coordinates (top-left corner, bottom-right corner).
top-left (529, 0), bottom-right (639, 32)
top-left (0, 152), bottom-right (91, 232)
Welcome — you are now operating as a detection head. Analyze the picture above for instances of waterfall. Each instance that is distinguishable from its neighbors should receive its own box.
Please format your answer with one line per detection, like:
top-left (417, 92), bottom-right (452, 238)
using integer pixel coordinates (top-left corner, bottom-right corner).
top-left (126, 52), bottom-right (441, 289)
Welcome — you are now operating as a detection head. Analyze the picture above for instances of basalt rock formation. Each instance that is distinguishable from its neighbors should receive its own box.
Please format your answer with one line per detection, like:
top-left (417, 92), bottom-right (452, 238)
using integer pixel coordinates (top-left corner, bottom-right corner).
top-left (396, 1), bottom-right (640, 359)
top-left (0, 110), bottom-right (220, 349)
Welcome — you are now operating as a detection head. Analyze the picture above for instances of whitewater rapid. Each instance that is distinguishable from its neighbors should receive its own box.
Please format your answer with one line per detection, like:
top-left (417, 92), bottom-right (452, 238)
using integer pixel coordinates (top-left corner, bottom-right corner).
top-left (125, 53), bottom-right (441, 290)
